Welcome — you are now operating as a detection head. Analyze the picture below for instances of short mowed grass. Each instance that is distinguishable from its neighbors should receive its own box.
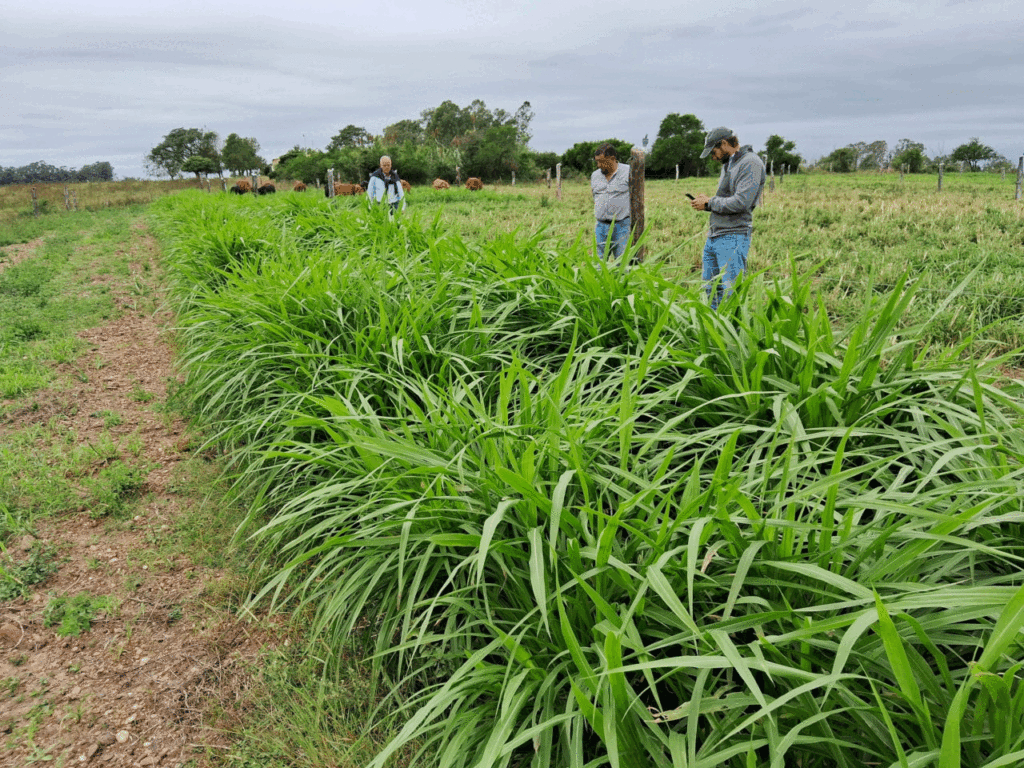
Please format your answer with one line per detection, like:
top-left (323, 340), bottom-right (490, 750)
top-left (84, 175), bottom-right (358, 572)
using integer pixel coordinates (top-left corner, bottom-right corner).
top-left (149, 177), bottom-right (1024, 768)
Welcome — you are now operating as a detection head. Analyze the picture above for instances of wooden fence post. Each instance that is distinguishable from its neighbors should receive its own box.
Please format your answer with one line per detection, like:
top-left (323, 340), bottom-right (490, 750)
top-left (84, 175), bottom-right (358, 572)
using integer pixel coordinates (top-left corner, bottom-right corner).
top-left (511, 171), bottom-right (515, 186)
top-left (31, 186), bottom-right (38, 217)
top-left (769, 161), bottom-right (775, 193)
top-left (556, 163), bottom-right (562, 201)
top-left (327, 168), bottom-right (335, 198)
top-left (456, 166), bottom-right (461, 186)
top-left (546, 168), bottom-right (551, 188)
top-left (899, 165), bottom-right (905, 181)
top-left (675, 164), bottom-right (679, 181)
top-left (251, 170), bottom-right (258, 195)
top-left (64, 186), bottom-right (71, 210)
top-left (1016, 156), bottom-right (1023, 201)
top-left (629, 147), bottom-right (646, 263)
top-left (220, 173), bottom-right (227, 193)
top-left (938, 163), bottom-right (944, 192)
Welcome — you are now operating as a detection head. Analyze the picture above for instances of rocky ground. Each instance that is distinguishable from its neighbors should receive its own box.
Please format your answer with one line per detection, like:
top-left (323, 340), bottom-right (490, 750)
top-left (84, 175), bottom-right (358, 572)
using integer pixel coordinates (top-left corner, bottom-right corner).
top-left (1, 226), bottom-right (272, 768)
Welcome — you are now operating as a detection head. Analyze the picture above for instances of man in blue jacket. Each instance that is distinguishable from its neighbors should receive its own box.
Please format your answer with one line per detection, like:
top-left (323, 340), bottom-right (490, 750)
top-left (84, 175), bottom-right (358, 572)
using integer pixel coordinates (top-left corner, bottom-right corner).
top-left (691, 127), bottom-right (766, 309)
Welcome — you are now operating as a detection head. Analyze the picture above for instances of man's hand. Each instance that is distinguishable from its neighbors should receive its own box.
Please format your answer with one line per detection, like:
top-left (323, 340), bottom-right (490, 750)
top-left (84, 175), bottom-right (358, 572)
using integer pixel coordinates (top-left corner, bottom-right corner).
top-left (692, 194), bottom-right (711, 211)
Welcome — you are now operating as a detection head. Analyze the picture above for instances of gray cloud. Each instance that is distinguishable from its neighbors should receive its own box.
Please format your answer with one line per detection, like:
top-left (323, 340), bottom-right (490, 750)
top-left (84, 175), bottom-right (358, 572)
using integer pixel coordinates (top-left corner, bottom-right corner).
top-left (2, 0), bottom-right (1022, 178)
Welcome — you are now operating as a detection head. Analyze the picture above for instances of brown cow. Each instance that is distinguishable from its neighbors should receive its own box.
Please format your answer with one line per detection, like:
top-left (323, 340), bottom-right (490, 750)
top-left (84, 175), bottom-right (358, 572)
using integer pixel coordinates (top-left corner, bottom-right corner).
top-left (231, 179), bottom-right (252, 194)
top-left (432, 178), bottom-right (451, 190)
top-left (401, 179), bottom-right (411, 192)
top-left (293, 181), bottom-right (307, 192)
top-left (330, 183), bottom-right (365, 196)
top-left (465, 177), bottom-right (483, 191)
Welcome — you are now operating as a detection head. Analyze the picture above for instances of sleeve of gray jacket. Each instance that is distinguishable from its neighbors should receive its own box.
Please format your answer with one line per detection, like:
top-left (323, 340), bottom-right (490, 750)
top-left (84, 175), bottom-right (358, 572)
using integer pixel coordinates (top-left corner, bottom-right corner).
top-left (710, 161), bottom-right (761, 214)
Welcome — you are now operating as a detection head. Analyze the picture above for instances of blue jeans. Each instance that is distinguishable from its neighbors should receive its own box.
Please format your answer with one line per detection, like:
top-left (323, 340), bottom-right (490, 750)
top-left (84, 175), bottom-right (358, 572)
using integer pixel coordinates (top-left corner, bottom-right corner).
top-left (595, 217), bottom-right (630, 259)
top-left (702, 233), bottom-right (750, 309)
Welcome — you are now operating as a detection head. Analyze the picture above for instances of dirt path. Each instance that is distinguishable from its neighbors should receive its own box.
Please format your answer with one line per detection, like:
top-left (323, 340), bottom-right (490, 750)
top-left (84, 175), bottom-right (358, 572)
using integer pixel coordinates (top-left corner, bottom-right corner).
top-left (1, 226), bottom-right (268, 768)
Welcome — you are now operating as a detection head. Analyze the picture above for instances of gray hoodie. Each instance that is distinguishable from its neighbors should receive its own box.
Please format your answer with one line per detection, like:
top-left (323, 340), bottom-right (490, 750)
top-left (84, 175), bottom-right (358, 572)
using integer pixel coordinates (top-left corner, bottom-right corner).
top-left (706, 145), bottom-right (766, 238)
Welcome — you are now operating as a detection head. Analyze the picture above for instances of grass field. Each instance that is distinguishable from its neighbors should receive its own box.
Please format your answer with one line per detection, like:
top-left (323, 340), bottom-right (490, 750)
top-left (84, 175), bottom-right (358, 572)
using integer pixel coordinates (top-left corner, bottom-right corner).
top-left (3, 173), bottom-right (1024, 767)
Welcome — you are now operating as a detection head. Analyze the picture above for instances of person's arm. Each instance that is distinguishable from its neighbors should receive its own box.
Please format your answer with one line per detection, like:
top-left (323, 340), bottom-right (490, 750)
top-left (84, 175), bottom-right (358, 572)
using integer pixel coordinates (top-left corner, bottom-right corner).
top-left (708, 161), bottom-right (759, 214)
top-left (367, 176), bottom-right (383, 201)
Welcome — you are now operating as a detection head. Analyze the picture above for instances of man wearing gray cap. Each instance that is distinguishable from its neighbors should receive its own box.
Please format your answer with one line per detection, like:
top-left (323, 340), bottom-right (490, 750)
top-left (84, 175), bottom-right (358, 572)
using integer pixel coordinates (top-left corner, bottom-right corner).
top-left (691, 127), bottom-right (766, 309)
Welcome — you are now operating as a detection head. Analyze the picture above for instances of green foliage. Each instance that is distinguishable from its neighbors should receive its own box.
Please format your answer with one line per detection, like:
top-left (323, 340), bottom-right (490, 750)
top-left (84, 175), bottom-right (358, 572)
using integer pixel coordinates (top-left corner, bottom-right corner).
top-left (561, 138), bottom-right (634, 174)
top-left (383, 118), bottom-right (425, 145)
top-left (181, 155), bottom-right (221, 180)
top-left (84, 460), bottom-right (147, 519)
top-left (221, 133), bottom-right (265, 175)
top-left (951, 137), bottom-right (998, 171)
top-left (146, 127), bottom-right (220, 179)
top-left (151, 189), bottom-right (1024, 768)
top-left (0, 542), bottom-right (59, 602)
top-left (42, 592), bottom-right (118, 637)
top-left (648, 112), bottom-right (705, 177)
top-left (327, 124), bottom-right (373, 151)
top-left (892, 139), bottom-right (928, 173)
top-left (763, 133), bottom-right (803, 171)
top-left (818, 146), bottom-right (858, 172)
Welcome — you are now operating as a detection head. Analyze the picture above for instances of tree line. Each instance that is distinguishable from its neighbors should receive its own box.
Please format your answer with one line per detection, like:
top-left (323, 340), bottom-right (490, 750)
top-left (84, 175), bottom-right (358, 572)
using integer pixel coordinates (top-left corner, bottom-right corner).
top-left (143, 105), bottom-right (805, 186)
top-left (0, 160), bottom-right (114, 186)
top-left (813, 137), bottom-right (1011, 173)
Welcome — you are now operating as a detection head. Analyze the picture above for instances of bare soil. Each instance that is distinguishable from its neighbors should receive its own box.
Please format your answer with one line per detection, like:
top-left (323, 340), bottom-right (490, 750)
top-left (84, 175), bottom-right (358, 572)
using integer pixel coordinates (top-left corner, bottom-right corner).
top-left (1, 228), bottom-right (270, 768)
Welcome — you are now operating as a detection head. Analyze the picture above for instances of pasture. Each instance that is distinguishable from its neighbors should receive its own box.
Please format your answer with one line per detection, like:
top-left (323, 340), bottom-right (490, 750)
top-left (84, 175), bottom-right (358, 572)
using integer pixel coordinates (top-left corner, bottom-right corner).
top-left (147, 176), bottom-right (1024, 768)
top-left (3, 172), bottom-right (1024, 767)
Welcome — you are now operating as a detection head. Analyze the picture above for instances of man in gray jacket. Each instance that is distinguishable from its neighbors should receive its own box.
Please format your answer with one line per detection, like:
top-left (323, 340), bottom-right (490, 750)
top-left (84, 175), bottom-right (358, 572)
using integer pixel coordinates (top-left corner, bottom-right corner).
top-left (691, 127), bottom-right (766, 309)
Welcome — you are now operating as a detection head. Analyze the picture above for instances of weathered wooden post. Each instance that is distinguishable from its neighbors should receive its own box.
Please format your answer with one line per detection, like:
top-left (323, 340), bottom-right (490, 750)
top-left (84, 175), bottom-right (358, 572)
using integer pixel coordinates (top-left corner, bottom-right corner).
top-left (326, 168), bottom-right (335, 198)
top-left (1016, 156), bottom-right (1023, 201)
top-left (556, 163), bottom-right (562, 201)
top-left (629, 147), bottom-right (646, 263)
top-left (1001, 169), bottom-right (1006, 181)
top-left (250, 170), bottom-right (258, 196)
top-left (546, 168), bottom-right (551, 188)
top-left (31, 186), bottom-right (38, 217)
top-left (769, 161), bottom-right (775, 192)
top-left (511, 171), bottom-right (515, 186)
top-left (899, 165), bottom-right (905, 181)
top-left (675, 164), bottom-right (679, 181)
top-left (456, 166), bottom-right (461, 186)
top-left (938, 163), bottom-right (944, 192)
top-left (64, 185), bottom-right (71, 210)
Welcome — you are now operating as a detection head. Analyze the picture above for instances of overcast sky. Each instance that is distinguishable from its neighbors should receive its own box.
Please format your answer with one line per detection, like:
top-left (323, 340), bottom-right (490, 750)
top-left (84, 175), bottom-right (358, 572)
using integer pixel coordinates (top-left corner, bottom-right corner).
top-left (2, 0), bottom-right (1021, 179)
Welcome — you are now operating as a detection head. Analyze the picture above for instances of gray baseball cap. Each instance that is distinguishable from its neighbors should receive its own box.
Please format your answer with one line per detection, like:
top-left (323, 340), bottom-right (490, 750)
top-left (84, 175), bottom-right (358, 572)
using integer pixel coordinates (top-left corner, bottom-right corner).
top-left (700, 127), bottom-right (733, 159)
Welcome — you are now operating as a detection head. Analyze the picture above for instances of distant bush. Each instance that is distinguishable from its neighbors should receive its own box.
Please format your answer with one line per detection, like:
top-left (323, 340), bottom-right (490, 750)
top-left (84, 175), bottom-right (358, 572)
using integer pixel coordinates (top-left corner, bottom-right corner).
top-left (0, 161), bottom-right (114, 185)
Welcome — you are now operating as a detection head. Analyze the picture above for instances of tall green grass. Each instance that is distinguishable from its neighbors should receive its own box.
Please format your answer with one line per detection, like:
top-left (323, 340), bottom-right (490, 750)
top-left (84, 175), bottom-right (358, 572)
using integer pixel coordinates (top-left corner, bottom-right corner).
top-left (152, 190), bottom-right (1024, 768)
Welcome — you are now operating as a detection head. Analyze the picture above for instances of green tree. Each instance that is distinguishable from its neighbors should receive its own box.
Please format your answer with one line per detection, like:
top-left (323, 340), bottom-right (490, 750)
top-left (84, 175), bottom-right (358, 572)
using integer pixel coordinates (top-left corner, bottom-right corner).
top-left (423, 101), bottom-right (475, 146)
top-left (857, 140), bottom-right (888, 170)
top-left (561, 139), bottom-right (634, 174)
top-left (181, 155), bottom-right (221, 182)
top-left (221, 133), bottom-right (265, 174)
top-left (648, 113), bottom-right (705, 177)
top-left (513, 101), bottom-right (534, 145)
top-left (327, 125), bottom-right (373, 151)
top-left (463, 124), bottom-right (528, 180)
top-left (818, 147), bottom-right (858, 172)
top-left (145, 128), bottom-right (219, 179)
top-left (763, 134), bottom-right (802, 173)
top-left (383, 119), bottom-right (424, 145)
top-left (950, 137), bottom-right (997, 171)
top-left (891, 139), bottom-right (927, 173)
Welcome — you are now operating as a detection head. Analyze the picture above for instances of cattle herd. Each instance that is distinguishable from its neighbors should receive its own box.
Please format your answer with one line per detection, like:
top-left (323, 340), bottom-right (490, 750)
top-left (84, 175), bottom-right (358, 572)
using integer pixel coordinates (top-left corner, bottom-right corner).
top-left (226, 175), bottom-right (485, 197)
